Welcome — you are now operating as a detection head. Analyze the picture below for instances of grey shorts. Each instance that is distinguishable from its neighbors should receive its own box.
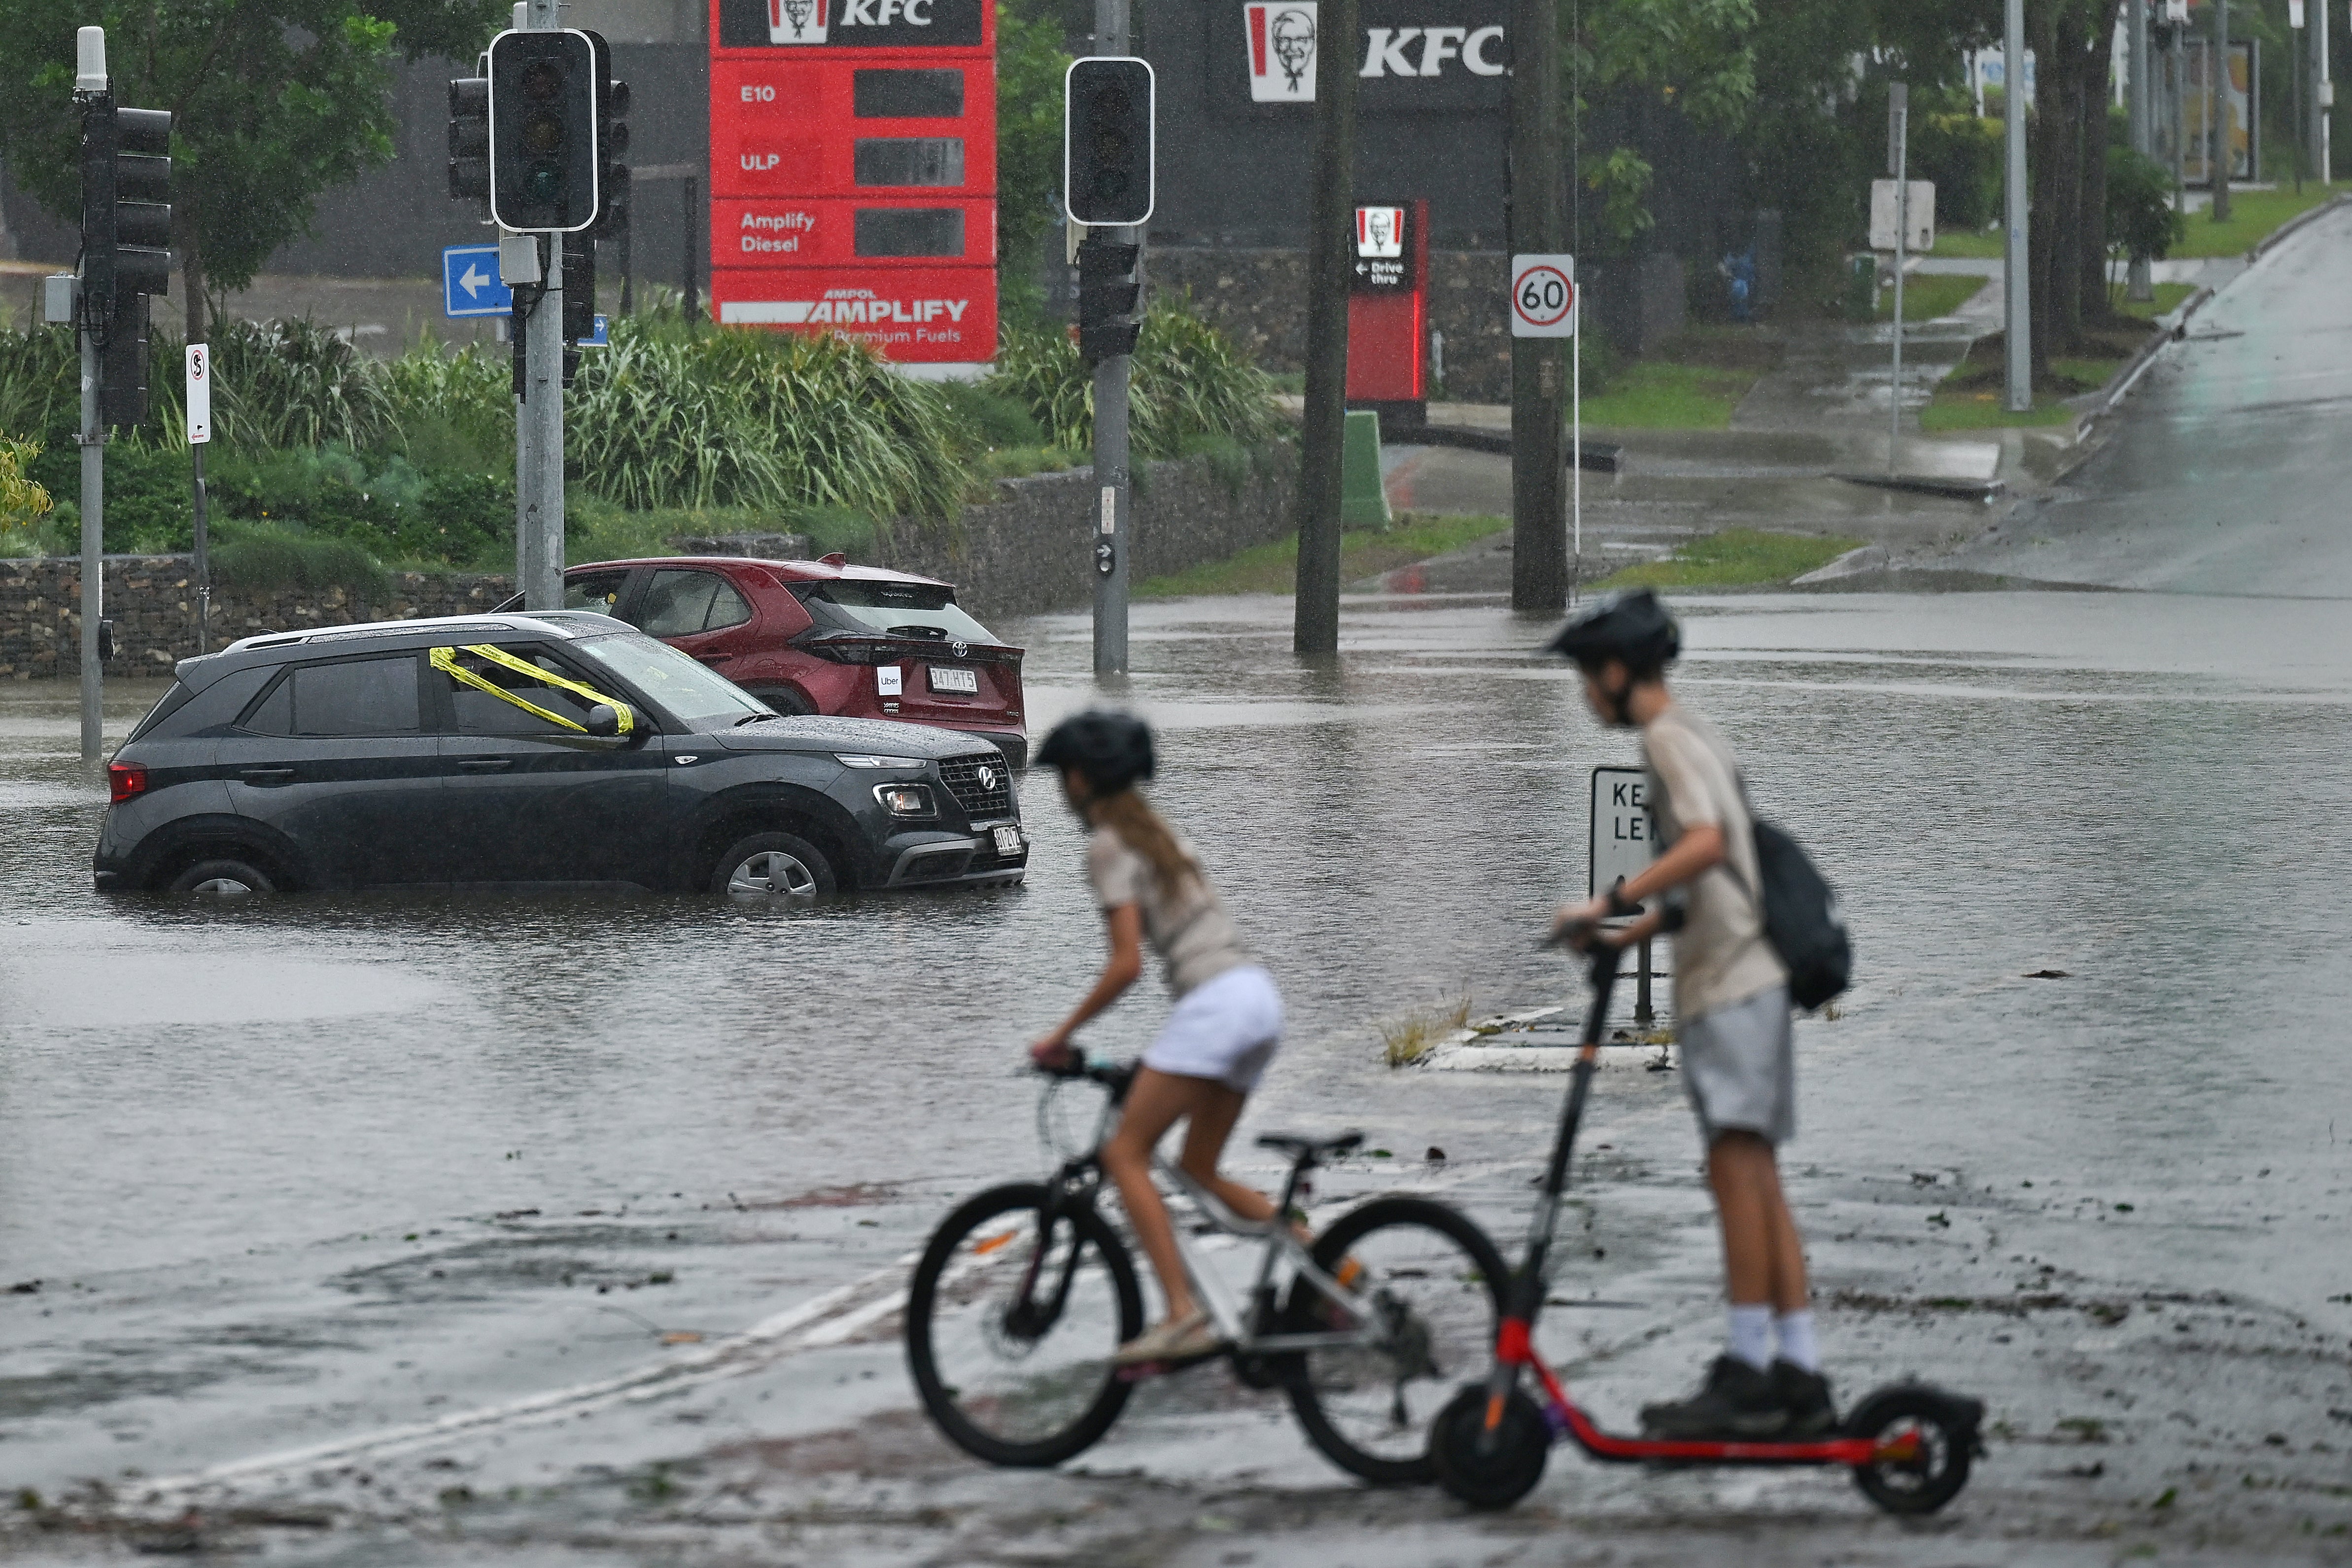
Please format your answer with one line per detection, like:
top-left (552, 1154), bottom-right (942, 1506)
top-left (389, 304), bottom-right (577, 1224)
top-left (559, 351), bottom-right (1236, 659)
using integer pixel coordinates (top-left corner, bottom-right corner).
top-left (1678, 985), bottom-right (1796, 1150)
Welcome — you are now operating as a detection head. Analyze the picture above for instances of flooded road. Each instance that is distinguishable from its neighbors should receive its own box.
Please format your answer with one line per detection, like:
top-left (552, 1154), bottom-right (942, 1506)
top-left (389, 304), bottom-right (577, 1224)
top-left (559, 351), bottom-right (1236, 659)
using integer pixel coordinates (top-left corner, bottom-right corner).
top-left (5, 579), bottom-right (2351, 1564)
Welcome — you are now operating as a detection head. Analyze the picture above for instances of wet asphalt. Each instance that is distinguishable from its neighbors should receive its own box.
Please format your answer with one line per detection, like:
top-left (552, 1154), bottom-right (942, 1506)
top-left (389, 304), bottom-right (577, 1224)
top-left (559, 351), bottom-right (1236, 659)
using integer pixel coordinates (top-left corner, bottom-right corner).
top-left (5, 217), bottom-right (2352, 1565)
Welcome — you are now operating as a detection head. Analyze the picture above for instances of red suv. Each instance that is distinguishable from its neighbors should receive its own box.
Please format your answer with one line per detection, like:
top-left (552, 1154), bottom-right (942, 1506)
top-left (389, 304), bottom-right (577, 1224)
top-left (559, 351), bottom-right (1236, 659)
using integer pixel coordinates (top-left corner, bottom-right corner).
top-left (542, 556), bottom-right (1027, 766)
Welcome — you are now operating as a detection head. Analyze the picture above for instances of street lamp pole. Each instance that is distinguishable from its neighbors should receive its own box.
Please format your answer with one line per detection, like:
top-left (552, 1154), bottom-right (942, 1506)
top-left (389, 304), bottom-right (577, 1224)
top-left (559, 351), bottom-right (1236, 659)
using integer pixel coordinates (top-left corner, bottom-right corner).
top-left (2212, 0), bottom-right (2232, 222)
top-left (2003, 0), bottom-right (2031, 414)
top-left (2129, 0), bottom-right (2154, 300)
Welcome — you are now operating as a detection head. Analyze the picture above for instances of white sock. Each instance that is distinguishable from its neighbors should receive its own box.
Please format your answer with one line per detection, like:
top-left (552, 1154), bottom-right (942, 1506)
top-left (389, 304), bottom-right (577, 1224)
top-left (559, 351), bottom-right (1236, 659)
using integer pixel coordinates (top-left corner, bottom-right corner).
top-left (1775, 1309), bottom-right (1820, 1373)
top-left (1727, 1303), bottom-right (1773, 1370)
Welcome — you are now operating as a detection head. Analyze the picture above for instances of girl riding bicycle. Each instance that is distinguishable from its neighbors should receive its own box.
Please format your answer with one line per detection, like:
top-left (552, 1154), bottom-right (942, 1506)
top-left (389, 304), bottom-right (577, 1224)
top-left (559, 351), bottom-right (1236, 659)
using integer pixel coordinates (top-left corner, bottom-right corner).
top-left (1028, 710), bottom-right (1288, 1366)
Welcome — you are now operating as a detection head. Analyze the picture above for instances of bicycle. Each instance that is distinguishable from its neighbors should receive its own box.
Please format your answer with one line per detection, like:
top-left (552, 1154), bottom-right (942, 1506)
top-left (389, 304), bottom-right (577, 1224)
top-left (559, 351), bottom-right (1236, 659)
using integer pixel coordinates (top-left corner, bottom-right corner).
top-left (903, 1053), bottom-right (1510, 1484)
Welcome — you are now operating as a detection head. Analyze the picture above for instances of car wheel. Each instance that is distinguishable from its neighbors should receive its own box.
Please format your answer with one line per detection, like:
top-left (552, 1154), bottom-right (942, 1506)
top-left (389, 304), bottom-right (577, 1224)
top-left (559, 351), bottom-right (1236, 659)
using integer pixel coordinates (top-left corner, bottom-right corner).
top-left (749, 687), bottom-right (815, 716)
top-left (166, 857), bottom-right (277, 896)
top-left (711, 831), bottom-right (836, 902)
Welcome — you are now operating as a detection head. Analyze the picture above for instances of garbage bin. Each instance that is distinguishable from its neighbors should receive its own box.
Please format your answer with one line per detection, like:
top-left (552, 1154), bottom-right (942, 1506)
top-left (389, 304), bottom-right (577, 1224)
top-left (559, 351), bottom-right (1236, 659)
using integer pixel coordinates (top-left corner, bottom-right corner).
top-left (1844, 253), bottom-right (1878, 322)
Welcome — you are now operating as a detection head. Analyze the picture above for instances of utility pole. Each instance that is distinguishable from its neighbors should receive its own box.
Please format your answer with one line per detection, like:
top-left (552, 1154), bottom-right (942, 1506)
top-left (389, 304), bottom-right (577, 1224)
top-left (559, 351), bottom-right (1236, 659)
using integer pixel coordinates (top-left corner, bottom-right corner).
top-left (2212, 0), bottom-right (2232, 222)
top-left (2290, 0), bottom-right (2305, 195)
top-left (1508, 0), bottom-right (1566, 613)
top-left (1888, 82), bottom-right (1909, 476)
top-left (1294, 0), bottom-right (1356, 653)
top-left (2316, 0), bottom-right (2332, 183)
top-left (2003, 0), bottom-right (2032, 414)
top-left (1093, 0), bottom-right (1135, 678)
top-left (2129, 0), bottom-right (2155, 300)
top-left (73, 29), bottom-right (108, 762)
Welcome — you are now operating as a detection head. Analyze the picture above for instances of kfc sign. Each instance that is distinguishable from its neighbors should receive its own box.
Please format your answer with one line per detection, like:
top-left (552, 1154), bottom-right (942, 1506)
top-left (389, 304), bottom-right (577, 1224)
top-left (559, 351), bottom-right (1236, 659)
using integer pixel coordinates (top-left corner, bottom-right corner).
top-left (1227, 1), bottom-right (1505, 108)
top-left (717, 0), bottom-right (983, 49)
top-left (1351, 202), bottom-right (1415, 290)
top-left (1245, 2), bottom-right (1317, 103)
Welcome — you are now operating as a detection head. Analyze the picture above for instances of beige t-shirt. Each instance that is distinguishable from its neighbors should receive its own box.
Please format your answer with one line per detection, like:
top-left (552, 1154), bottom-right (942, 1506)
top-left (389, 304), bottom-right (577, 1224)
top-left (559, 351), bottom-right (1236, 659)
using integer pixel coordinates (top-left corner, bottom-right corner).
top-left (1087, 826), bottom-right (1252, 998)
top-left (1642, 702), bottom-right (1788, 1021)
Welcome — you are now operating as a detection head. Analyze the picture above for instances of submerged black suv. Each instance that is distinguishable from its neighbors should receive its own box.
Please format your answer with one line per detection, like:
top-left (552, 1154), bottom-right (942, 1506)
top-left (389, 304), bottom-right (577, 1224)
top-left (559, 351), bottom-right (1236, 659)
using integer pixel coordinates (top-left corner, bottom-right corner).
top-left (94, 612), bottom-right (1028, 896)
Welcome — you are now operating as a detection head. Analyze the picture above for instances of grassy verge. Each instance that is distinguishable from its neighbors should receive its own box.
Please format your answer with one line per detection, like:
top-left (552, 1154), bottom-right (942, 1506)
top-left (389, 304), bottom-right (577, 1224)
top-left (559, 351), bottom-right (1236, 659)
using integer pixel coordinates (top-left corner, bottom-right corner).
top-left (1933, 228), bottom-right (2007, 259)
top-left (1136, 511), bottom-right (1507, 597)
top-left (1597, 528), bottom-right (1866, 591)
top-left (1578, 363), bottom-right (1757, 428)
top-left (2171, 183), bottom-right (2347, 257)
top-left (2114, 281), bottom-right (2196, 323)
top-left (1918, 322), bottom-right (2149, 432)
top-left (1880, 272), bottom-right (1991, 321)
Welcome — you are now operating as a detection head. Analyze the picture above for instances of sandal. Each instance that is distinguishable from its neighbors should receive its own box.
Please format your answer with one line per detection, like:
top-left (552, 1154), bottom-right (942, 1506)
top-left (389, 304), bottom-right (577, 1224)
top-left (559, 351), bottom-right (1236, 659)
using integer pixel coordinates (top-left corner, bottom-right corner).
top-left (1112, 1311), bottom-right (1223, 1365)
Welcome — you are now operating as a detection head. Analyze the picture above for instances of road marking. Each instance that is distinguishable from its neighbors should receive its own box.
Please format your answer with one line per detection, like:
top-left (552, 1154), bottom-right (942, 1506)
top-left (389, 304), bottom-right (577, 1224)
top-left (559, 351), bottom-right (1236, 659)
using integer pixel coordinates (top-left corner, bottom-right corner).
top-left (139, 1254), bottom-right (923, 1499)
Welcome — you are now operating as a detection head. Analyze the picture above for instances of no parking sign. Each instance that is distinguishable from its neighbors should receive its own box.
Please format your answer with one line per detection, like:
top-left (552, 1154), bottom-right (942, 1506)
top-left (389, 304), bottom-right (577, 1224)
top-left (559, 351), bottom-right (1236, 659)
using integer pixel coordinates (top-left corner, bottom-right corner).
top-left (1510, 253), bottom-right (1575, 338)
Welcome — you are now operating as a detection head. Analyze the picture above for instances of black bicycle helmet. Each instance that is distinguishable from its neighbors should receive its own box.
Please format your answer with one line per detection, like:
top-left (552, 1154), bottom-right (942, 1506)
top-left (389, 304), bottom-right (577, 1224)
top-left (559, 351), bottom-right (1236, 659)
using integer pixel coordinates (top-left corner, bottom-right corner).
top-left (1544, 589), bottom-right (1681, 673)
top-left (1035, 710), bottom-right (1156, 795)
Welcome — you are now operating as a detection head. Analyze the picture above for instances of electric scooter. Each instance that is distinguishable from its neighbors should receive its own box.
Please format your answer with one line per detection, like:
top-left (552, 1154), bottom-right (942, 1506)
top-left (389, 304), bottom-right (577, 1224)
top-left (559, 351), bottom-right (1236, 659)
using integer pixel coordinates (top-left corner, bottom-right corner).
top-left (1428, 941), bottom-right (1985, 1515)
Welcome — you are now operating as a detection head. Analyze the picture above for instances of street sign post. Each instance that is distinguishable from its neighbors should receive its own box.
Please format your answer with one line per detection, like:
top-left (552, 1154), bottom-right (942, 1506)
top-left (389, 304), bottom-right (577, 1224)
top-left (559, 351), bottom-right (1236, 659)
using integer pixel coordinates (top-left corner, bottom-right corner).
top-left (1510, 253), bottom-right (1578, 592)
top-left (443, 243), bottom-right (514, 316)
top-left (1590, 764), bottom-right (1661, 1026)
top-left (186, 343), bottom-right (212, 654)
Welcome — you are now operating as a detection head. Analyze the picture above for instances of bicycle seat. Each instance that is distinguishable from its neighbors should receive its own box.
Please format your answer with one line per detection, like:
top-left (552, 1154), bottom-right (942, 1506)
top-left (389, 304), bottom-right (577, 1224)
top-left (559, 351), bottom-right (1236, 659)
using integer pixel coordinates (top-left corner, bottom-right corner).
top-left (1255, 1130), bottom-right (1364, 1164)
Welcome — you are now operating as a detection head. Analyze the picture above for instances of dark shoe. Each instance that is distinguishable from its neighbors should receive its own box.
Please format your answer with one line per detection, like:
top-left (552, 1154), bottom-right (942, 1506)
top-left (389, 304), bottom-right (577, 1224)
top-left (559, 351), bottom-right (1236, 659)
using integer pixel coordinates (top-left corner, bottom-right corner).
top-left (1639, 1355), bottom-right (1788, 1440)
top-left (1772, 1359), bottom-right (1837, 1437)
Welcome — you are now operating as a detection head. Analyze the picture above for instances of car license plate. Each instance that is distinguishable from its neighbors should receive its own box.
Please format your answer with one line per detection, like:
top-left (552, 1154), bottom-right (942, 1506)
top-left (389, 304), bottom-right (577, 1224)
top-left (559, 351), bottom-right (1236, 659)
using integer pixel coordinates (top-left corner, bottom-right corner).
top-left (992, 825), bottom-right (1023, 857)
top-left (929, 665), bottom-right (978, 695)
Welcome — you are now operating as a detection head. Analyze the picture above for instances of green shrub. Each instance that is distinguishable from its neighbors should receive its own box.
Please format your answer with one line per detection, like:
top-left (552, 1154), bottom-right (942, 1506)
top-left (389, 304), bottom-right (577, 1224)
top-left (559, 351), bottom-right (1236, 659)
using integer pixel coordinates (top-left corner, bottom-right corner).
top-left (2106, 147), bottom-right (2185, 267)
top-left (211, 521), bottom-right (390, 599)
top-left (1913, 112), bottom-right (2004, 232)
top-left (211, 318), bottom-right (399, 451)
top-left (987, 299), bottom-right (1284, 458)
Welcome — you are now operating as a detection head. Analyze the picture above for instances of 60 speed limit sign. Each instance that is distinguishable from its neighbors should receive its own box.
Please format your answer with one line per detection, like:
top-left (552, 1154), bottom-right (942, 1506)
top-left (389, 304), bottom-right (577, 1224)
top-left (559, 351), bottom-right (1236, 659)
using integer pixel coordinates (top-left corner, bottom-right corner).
top-left (1510, 253), bottom-right (1576, 338)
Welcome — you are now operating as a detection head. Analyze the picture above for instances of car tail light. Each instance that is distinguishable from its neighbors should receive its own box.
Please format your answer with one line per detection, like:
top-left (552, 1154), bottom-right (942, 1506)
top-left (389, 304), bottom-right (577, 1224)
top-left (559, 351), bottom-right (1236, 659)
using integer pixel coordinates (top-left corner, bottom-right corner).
top-left (796, 633), bottom-right (899, 666)
top-left (108, 761), bottom-right (148, 803)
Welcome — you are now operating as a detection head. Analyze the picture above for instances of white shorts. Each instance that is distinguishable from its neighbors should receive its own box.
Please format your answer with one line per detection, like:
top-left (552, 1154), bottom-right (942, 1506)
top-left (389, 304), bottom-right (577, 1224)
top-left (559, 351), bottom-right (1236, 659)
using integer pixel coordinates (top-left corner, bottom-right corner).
top-left (1142, 964), bottom-right (1284, 1093)
top-left (1679, 984), bottom-right (1796, 1150)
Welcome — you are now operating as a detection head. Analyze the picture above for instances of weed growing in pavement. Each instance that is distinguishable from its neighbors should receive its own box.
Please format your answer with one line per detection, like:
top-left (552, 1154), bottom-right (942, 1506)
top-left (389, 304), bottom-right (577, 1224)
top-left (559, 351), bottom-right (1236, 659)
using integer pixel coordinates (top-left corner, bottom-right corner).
top-left (1380, 995), bottom-right (1473, 1068)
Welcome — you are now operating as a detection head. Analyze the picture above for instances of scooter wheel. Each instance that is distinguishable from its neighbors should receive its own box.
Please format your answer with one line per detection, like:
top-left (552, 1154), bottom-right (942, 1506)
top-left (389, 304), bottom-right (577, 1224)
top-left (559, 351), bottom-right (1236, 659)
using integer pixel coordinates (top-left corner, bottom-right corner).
top-left (1429, 1384), bottom-right (1551, 1510)
top-left (1846, 1385), bottom-right (1979, 1516)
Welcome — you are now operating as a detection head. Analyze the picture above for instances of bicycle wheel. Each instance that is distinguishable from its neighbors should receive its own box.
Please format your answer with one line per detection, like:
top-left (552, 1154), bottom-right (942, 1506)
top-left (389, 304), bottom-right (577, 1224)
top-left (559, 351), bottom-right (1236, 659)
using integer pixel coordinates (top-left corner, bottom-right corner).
top-left (904, 1182), bottom-right (1145, 1467)
top-left (1281, 1194), bottom-right (1511, 1485)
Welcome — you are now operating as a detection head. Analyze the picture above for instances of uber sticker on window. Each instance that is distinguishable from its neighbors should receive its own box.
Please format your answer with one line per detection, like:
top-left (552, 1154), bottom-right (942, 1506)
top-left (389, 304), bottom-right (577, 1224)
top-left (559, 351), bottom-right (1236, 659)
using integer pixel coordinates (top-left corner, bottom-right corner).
top-left (878, 664), bottom-right (904, 696)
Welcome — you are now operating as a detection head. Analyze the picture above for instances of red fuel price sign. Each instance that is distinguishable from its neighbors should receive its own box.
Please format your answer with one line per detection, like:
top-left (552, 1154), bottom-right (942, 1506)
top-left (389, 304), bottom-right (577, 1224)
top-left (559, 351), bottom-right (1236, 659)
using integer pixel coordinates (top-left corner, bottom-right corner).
top-left (708, 0), bottom-right (997, 363)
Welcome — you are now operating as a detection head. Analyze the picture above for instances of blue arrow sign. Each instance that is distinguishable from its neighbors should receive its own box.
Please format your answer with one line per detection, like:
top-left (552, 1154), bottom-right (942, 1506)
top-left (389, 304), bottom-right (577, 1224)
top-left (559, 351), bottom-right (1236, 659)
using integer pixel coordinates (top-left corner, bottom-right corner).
top-left (442, 244), bottom-right (512, 318)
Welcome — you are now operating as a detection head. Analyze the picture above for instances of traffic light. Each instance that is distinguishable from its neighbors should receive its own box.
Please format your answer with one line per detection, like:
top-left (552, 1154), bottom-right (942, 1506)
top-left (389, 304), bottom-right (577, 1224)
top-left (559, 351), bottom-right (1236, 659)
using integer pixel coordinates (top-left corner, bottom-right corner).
top-left (562, 232), bottom-right (594, 385)
top-left (1076, 236), bottom-right (1142, 363)
top-left (448, 75), bottom-right (490, 203)
top-left (585, 30), bottom-right (630, 238)
top-left (488, 29), bottom-right (599, 233)
top-left (1064, 58), bottom-right (1155, 227)
top-left (80, 99), bottom-right (172, 426)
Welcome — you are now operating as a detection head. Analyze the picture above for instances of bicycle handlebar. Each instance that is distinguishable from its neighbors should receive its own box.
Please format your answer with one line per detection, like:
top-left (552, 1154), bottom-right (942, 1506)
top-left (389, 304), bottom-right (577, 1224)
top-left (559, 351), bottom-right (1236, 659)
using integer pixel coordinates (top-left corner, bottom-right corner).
top-left (1038, 1050), bottom-right (1135, 1096)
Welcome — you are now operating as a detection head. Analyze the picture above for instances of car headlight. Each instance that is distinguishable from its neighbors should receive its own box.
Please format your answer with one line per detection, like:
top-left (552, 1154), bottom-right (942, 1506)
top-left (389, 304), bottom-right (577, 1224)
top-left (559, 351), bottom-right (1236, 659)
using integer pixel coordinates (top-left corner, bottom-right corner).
top-left (873, 783), bottom-right (935, 818)
top-left (835, 753), bottom-right (924, 768)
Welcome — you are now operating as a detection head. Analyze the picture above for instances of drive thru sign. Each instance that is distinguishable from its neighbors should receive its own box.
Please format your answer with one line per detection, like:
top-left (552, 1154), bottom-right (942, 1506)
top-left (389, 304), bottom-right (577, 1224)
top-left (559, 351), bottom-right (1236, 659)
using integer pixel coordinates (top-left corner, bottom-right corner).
top-left (1589, 765), bottom-right (1656, 897)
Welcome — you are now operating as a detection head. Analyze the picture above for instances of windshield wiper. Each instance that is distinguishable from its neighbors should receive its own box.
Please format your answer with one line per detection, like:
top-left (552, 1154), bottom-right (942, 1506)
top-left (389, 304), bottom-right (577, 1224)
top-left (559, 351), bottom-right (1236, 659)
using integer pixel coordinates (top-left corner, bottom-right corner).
top-left (735, 712), bottom-right (784, 726)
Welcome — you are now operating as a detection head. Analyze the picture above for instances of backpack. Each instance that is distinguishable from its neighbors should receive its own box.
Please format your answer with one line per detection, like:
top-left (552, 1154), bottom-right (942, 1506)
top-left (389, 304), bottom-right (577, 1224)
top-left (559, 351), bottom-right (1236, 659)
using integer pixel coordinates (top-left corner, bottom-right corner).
top-left (1743, 813), bottom-right (1853, 1011)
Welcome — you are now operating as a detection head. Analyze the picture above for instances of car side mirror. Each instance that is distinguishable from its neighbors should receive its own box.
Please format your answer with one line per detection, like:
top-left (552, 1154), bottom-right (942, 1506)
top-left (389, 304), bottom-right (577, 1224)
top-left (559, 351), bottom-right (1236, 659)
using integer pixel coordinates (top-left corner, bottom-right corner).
top-left (584, 702), bottom-right (633, 739)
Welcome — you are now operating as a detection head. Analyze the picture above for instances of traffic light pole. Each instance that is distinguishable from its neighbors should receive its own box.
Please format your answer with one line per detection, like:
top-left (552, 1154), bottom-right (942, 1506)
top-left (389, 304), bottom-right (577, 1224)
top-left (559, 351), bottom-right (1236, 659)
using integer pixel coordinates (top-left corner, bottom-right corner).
top-left (1090, 0), bottom-right (1133, 680)
top-left (79, 280), bottom-right (104, 761)
top-left (517, 0), bottom-right (566, 613)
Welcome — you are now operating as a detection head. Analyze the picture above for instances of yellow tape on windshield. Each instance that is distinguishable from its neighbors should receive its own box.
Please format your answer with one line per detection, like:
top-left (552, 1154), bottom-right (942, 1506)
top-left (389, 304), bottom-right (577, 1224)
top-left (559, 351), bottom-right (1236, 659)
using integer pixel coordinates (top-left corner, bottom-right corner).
top-left (430, 644), bottom-right (633, 734)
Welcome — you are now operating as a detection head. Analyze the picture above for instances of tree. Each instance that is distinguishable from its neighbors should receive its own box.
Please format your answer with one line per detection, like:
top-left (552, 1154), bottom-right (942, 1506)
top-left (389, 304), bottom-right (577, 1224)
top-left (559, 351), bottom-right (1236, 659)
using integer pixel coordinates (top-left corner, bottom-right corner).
top-left (1564, 0), bottom-right (1759, 250)
top-left (2026, 0), bottom-right (2123, 374)
top-left (0, 1), bottom-right (502, 344)
top-left (994, 0), bottom-right (1072, 321)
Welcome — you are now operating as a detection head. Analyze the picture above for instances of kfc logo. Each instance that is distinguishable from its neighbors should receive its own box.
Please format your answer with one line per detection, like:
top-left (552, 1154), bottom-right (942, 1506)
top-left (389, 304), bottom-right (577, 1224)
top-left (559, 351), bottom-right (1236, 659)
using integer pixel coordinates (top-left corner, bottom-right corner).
top-left (1245, 2), bottom-right (1317, 103)
top-left (769, 0), bottom-right (829, 43)
top-left (1356, 205), bottom-right (1403, 258)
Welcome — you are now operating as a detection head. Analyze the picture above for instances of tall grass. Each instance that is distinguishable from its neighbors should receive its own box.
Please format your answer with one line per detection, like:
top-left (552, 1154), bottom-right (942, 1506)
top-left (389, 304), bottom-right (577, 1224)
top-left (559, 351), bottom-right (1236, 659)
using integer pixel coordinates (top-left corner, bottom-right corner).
top-left (566, 320), bottom-right (965, 519)
top-left (988, 299), bottom-right (1287, 458)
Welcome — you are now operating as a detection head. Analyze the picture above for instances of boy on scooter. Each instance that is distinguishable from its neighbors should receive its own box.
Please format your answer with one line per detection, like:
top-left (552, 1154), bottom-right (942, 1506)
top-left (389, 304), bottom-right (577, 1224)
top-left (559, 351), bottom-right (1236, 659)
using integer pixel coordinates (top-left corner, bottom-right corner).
top-left (1547, 590), bottom-right (1834, 1440)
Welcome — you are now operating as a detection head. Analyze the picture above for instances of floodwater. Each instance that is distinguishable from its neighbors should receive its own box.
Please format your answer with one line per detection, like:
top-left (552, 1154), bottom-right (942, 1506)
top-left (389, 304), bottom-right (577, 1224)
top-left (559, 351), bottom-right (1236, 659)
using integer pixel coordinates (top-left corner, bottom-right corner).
top-left (5, 584), bottom-right (2351, 1560)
